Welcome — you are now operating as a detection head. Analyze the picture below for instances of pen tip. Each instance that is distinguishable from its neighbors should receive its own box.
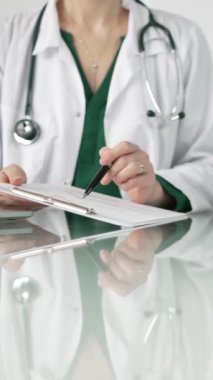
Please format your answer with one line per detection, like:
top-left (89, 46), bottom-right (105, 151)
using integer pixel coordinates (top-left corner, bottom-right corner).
top-left (82, 193), bottom-right (87, 199)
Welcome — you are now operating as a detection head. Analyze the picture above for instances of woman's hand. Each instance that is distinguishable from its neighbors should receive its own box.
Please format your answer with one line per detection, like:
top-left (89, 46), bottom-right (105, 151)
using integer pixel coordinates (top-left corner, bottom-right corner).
top-left (99, 142), bottom-right (175, 208)
top-left (0, 164), bottom-right (43, 210)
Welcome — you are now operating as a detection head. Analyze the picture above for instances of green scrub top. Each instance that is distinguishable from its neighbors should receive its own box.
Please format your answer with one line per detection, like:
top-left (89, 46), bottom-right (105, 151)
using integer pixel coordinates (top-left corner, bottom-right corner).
top-left (61, 30), bottom-right (120, 198)
top-left (61, 30), bottom-right (191, 213)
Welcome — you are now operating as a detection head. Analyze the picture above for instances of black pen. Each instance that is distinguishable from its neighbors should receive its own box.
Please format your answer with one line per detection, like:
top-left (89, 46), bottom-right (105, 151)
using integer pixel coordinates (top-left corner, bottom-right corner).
top-left (83, 165), bottom-right (110, 198)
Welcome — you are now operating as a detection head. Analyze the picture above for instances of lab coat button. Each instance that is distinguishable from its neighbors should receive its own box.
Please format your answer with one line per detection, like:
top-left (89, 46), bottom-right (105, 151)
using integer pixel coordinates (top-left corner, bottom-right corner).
top-left (64, 179), bottom-right (71, 185)
top-left (76, 112), bottom-right (81, 117)
top-left (144, 310), bottom-right (154, 318)
top-left (73, 307), bottom-right (79, 313)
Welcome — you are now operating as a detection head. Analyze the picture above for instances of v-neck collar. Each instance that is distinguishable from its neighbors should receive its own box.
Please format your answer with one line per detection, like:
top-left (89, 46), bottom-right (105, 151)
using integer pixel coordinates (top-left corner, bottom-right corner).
top-left (61, 30), bottom-right (125, 104)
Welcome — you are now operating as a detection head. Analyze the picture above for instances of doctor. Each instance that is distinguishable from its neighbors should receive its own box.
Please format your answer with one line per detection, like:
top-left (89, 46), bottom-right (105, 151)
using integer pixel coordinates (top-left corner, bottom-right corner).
top-left (0, 0), bottom-right (213, 211)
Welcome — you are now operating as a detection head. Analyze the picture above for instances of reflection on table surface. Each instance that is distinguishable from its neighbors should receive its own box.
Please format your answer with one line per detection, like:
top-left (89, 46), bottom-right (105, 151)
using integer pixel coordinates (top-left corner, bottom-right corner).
top-left (0, 209), bottom-right (213, 379)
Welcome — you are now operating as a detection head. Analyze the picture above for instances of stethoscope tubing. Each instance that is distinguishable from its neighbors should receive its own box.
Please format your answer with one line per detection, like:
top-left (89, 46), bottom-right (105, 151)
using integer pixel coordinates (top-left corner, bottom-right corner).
top-left (25, 4), bottom-right (47, 116)
top-left (13, 5), bottom-right (47, 145)
top-left (13, 0), bottom-right (185, 145)
top-left (142, 48), bottom-right (185, 121)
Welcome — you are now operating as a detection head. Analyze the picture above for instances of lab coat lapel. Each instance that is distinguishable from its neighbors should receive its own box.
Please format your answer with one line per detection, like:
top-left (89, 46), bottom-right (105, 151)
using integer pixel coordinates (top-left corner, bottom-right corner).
top-left (32, 0), bottom-right (61, 55)
top-left (106, 1), bottom-right (149, 111)
top-left (29, 0), bottom-right (85, 186)
top-left (32, 0), bottom-right (85, 112)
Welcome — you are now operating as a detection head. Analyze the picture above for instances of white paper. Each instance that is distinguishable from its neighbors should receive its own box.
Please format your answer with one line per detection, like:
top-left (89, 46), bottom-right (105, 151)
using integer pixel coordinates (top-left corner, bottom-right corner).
top-left (0, 183), bottom-right (187, 226)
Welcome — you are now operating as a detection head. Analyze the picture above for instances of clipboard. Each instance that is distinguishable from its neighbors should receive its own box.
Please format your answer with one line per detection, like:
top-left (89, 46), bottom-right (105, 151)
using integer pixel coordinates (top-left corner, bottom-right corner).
top-left (0, 183), bottom-right (188, 227)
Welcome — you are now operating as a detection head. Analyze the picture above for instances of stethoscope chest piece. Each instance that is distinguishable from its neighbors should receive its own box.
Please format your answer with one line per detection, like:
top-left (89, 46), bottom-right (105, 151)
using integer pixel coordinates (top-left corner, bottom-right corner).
top-left (12, 276), bottom-right (39, 304)
top-left (14, 117), bottom-right (41, 145)
top-left (13, 4), bottom-right (46, 145)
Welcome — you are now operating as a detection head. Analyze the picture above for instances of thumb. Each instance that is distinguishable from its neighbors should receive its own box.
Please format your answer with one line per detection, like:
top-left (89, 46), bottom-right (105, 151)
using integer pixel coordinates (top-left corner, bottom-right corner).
top-left (0, 164), bottom-right (27, 185)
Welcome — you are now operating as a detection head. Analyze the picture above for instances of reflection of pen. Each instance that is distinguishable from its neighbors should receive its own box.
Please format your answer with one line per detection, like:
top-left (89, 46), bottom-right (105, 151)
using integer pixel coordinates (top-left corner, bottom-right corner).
top-left (83, 165), bottom-right (110, 198)
top-left (86, 241), bottom-right (107, 270)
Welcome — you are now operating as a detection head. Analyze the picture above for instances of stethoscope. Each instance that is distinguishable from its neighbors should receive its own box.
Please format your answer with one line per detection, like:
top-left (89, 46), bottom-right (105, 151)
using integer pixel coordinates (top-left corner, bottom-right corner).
top-left (14, 0), bottom-right (185, 145)
top-left (11, 278), bottom-right (180, 377)
top-left (135, 0), bottom-right (185, 122)
top-left (140, 297), bottom-right (181, 379)
top-left (13, 6), bottom-right (47, 146)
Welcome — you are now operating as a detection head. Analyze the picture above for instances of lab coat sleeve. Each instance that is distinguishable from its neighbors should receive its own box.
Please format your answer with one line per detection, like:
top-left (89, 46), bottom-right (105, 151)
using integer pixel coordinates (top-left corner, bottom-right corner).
top-left (156, 24), bottom-right (213, 212)
top-left (0, 18), bottom-right (10, 93)
top-left (0, 17), bottom-right (12, 169)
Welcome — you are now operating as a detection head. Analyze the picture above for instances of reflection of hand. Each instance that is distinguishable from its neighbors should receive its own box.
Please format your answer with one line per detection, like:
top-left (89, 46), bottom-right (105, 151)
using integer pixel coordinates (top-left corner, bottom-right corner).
top-left (0, 220), bottom-right (60, 271)
top-left (0, 164), bottom-right (44, 211)
top-left (98, 227), bottom-right (166, 296)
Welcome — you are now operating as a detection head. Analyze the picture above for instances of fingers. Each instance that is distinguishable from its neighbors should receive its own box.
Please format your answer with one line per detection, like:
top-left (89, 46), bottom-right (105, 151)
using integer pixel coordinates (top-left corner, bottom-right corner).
top-left (0, 171), bottom-right (9, 183)
top-left (0, 164), bottom-right (27, 185)
top-left (99, 142), bottom-right (149, 186)
top-left (0, 198), bottom-right (45, 211)
top-left (98, 271), bottom-right (137, 296)
top-left (99, 142), bottom-right (156, 204)
top-left (99, 244), bottom-right (149, 281)
top-left (107, 158), bottom-right (151, 187)
top-left (0, 164), bottom-right (43, 210)
top-left (98, 142), bottom-right (166, 205)
top-left (96, 229), bottom-right (157, 295)
top-left (99, 141), bottom-right (138, 166)
top-left (98, 246), bottom-right (149, 296)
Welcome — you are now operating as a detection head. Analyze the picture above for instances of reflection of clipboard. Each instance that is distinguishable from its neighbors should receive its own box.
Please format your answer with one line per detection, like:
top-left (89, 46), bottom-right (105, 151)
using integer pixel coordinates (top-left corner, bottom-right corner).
top-left (1, 226), bottom-right (132, 261)
top-left (1, 218), bottom-right (191, 264)
top-left (0, 219), bottom-right (61, 257)
top-left (0, 183), bottom-right (188, 227)
top-left (0, 209), bottom-right (33, 220)
top-left (0, 220), bottom-right (33, 235)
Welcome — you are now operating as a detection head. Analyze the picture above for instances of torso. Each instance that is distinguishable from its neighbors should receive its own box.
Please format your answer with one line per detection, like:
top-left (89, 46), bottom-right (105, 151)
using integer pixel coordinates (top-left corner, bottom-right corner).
top-left (57, 5), bottom-right (129, 92)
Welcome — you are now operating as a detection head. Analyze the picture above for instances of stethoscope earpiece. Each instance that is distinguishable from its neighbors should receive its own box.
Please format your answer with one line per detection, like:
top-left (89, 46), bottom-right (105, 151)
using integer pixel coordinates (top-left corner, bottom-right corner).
top-left (14, 117), bottom-right (41, 145)
top-left (147, 110), bottom-right (186, 121)
top-left (178, 111), bottom-right (185, 119)
top-left (170, 111), bottom-right (186, 121)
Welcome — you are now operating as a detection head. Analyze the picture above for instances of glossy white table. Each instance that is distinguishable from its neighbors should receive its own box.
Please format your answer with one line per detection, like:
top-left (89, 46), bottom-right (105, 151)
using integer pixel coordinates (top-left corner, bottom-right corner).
top-left (0, 208), bottom-right (212, 379)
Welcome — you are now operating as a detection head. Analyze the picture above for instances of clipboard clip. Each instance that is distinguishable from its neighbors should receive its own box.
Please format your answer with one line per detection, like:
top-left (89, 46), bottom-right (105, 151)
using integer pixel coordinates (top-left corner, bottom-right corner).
top-left (12, 187), bottom-right (95, 215)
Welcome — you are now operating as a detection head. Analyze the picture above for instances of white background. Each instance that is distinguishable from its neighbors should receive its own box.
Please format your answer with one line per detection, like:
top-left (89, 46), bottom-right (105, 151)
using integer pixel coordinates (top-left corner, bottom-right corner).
top-left (0, 0), bottom-right (212, 55)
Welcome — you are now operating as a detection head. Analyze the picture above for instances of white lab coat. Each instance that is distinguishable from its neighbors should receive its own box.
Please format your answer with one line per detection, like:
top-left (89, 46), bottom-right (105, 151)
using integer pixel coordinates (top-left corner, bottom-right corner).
top-left (0, 0), bottom-right (213, 211)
